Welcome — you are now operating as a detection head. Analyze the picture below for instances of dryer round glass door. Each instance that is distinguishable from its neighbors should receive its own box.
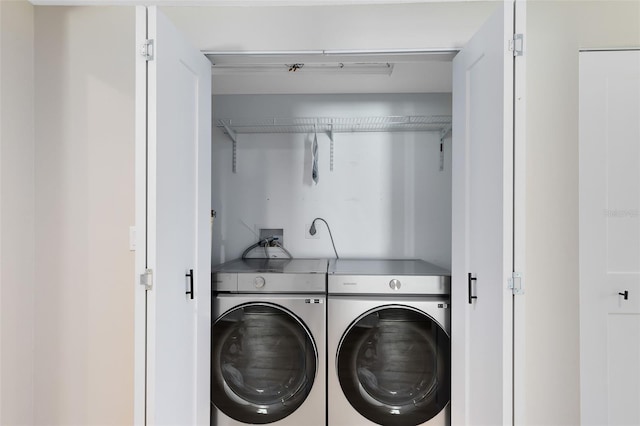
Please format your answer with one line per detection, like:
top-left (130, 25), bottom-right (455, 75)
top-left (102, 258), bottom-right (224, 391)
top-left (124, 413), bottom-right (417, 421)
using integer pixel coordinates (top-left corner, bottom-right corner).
top-left (336, 305), bottom-right (450, 425)
top-left (211, 302), bottom-right (317, 424)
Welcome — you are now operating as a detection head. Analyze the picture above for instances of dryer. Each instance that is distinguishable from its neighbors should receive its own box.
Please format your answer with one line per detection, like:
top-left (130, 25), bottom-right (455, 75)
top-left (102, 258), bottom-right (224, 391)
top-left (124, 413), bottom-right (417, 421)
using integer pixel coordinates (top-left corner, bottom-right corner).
top-left (327, 259), bottom-right (451, 426)
top-left (211, 258), bottom-right (327, 426)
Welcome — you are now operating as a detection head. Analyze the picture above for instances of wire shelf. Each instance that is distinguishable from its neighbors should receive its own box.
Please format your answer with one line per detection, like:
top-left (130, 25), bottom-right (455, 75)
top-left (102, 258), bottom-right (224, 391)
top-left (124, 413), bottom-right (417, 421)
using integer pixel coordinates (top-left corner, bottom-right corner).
top-left (216, 115), bottom-right (452, 174)
top-left (216, 115), bottom-right (452, 134)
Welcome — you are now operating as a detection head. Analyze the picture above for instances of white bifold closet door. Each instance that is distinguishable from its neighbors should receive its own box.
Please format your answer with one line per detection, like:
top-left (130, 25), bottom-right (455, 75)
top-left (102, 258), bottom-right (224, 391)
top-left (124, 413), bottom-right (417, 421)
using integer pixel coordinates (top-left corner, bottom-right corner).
top-left (451, 2), bottom-right (516, 425)
top-left (134, 6), bottom-right (212, 426)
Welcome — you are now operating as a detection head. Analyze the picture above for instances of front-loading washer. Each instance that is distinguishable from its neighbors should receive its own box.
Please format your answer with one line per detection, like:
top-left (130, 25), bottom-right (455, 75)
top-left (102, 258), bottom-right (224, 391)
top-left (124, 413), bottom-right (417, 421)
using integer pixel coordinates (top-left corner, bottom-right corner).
top-left (327, 259), bottom-right (451, 426)
top-left (211, 258), bottom-right (327, 426)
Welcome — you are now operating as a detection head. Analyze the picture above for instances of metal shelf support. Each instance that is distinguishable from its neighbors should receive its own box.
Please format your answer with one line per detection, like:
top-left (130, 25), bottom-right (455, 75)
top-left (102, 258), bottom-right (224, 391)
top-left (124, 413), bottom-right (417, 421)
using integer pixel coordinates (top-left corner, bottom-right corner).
top-left (439, 124), bottom-right (452, 172)
top-left (440, 124), bottom-right (452, 141)
top-left (328, 124), bottom-right (335, 171)
top-left (221, 121), bottom-right (238, 173)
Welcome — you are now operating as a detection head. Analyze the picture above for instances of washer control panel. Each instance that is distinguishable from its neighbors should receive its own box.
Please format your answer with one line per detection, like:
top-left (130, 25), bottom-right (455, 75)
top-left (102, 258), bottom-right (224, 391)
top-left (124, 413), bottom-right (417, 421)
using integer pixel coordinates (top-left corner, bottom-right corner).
top-left (212, 258), bottom-right (328, 293)
top-left (237, 273), bottom-right (325, 293)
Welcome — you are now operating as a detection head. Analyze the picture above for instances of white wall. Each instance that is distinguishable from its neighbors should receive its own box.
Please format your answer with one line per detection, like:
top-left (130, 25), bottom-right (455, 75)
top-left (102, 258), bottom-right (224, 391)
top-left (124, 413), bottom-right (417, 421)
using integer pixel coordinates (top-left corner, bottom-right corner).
top-left (0, 1), bottom-right (35, 425)
top-left (164, 2), bottom-right (498, 52)
top-left (212, 93), bottom-right (452, 267)
top-left (525, 1), bottom-right (640, 425)
top-left (34, 6), bottom-right (135, 425)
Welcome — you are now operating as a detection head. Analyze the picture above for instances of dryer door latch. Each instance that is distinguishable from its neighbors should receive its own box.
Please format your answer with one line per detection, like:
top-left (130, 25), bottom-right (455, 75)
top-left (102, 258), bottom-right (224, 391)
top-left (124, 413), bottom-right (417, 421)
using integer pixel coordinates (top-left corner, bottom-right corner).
top-left (509, 272), bottom-right (524, 295)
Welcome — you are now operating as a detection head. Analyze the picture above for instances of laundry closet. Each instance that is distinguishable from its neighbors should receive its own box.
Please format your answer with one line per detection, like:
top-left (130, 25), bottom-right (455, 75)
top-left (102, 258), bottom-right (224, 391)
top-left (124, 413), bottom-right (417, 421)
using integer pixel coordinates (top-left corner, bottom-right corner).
top-left (135, 3), bottom-right (523, 426)
top-left (209, 53), bottom-right (454, 426)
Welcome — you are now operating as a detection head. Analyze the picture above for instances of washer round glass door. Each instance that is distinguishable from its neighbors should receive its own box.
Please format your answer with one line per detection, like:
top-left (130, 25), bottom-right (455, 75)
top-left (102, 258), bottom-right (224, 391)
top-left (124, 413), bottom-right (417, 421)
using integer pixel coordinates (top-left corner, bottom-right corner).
top-left (211, 303), bottom-right (317, 424)
top-left (336, 305), bottom-right (450, 425)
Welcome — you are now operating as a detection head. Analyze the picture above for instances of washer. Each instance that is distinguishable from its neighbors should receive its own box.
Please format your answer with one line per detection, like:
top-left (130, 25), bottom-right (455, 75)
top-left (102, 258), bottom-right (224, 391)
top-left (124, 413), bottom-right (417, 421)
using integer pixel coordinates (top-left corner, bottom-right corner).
top-left (211, 258), bottom-right (327, 426)
top-left (327, 259), bottom-right (451, 426)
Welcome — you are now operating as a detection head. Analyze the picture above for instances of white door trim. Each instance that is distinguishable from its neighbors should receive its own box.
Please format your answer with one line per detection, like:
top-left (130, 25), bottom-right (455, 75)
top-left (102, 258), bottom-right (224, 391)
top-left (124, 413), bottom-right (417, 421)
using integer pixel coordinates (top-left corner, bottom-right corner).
top-left (513, 0), bottom-right (527, 424)
top-left (134, 6), bottom-right (149, 426)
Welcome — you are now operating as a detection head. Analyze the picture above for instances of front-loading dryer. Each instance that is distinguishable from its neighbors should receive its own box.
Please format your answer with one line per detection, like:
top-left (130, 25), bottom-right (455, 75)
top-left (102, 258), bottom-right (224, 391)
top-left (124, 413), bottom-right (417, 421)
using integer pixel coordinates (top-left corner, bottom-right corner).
top-left (327, 259), bottom-right (451, 426)
top-left (211, 258), bottom-right (327, 426)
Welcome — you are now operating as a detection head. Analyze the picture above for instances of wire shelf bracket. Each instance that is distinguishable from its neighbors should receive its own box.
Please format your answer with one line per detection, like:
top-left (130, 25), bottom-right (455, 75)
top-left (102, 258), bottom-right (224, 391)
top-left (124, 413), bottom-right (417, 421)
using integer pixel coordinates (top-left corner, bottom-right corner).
top-left (221, 121), bottom-right (238, 173)
top-left (438, 124), bottom-right (452, 172)
top-left (328, 123), bottom-right (335, 171)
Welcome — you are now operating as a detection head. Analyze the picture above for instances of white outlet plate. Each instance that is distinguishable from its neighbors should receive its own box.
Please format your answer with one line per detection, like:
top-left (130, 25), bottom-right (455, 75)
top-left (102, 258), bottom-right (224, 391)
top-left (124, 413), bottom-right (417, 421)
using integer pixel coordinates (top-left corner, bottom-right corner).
top-left (305, 223), bottom-right (320, 239)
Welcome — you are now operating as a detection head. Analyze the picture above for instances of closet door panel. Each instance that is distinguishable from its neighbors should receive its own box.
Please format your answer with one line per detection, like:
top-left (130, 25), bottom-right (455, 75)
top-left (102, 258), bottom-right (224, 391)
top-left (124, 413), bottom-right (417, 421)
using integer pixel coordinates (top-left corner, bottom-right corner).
top-left (135, 6), bottom-right (212, 425)
top-left (451, 2), bottom-right (514, 425)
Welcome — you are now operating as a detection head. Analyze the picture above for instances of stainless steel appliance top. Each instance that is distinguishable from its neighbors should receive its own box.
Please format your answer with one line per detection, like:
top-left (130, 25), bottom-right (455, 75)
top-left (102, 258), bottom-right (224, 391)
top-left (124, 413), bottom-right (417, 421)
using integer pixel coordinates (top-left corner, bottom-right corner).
top-left (212, 258), bottom-right (328, 293)
top-left (329, 259), bottom-right (450, 276)
top-left (213, 258), bottom-right (328, 274)
top-left (328, 259), bottom-right (450, 295)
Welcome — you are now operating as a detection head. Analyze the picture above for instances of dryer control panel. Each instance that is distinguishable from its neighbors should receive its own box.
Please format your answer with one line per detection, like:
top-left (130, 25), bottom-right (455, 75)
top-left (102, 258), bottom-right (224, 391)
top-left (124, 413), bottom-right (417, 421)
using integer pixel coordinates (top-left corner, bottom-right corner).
top-left (328, 259), bottom-right (451, 295)
top-left (212, 258), bottom-right (328, 293)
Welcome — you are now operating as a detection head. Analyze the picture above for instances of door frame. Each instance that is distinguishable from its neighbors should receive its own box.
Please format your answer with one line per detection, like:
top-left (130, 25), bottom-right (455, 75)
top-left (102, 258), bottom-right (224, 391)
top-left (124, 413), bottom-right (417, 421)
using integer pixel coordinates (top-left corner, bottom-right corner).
top-left (203, 43), bottom-right (526, 426)
top-left (134, 23), bottom-right (526, 426)
top-left (513, 0), bottom-right (527, 424)
top-left (134, 7), bottom-right (149, 425)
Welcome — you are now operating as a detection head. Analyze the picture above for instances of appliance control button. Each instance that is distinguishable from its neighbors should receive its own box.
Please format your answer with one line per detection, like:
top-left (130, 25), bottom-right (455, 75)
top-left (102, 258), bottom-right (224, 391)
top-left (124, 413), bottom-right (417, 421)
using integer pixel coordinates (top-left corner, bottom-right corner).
top-left (254, 276), bottom-right (266, 288)
top-left (389, 279), bottom-right (401, 290)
